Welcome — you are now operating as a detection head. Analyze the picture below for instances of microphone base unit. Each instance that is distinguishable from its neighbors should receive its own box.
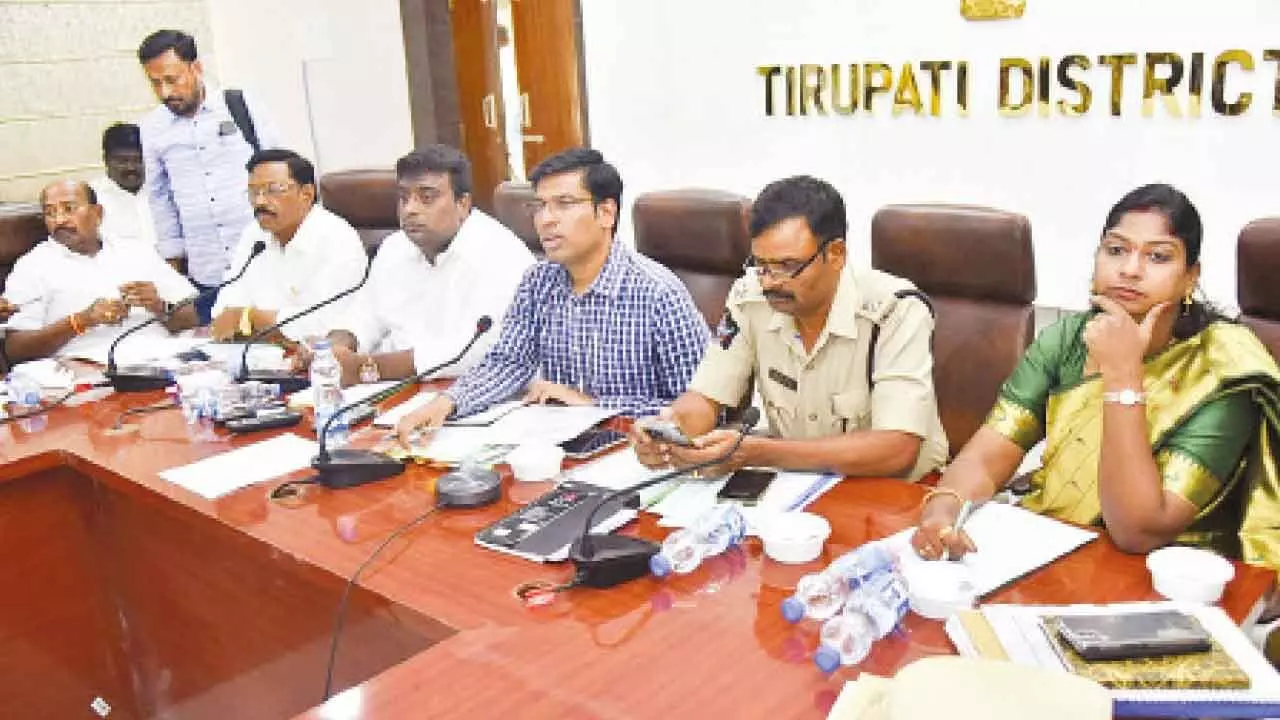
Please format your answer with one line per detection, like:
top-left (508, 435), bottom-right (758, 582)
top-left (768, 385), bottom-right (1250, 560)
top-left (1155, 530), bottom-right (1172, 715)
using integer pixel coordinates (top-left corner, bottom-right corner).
top-left (569, 534), bottom-right (660, 589)
top-left (435, 467), bottom-right (502, 508)
top-left (311, 449), bottom-right (407, 489)
top-left (242, 370), bottom-right (310, 394)
top-left (107, 366), bottom-right (172, 392)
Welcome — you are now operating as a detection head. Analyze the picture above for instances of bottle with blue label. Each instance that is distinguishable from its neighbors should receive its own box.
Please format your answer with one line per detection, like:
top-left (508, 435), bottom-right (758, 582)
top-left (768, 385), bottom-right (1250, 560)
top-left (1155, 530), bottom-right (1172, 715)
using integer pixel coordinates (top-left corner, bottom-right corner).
top-left (780, 541), bottom-right (894, 623)
top-left (813, 567), bottom-right (910, 672)
top-left (650, 503), bottom-right (748, 577)
top-left (310, 340), bottom-right (348, 446)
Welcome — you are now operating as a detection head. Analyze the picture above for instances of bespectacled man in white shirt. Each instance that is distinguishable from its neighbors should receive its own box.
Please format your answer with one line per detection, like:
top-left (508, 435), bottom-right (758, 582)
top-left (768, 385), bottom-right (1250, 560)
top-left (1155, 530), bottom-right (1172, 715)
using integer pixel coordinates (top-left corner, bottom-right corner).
top-left (304, 145), bottom-right (535, 386)
top-left (4, 180), bottom-right (198, 364)
top-left (89, 123), bottom-right (159, 253)
top-left (210, 148), bottom-right (367, 343)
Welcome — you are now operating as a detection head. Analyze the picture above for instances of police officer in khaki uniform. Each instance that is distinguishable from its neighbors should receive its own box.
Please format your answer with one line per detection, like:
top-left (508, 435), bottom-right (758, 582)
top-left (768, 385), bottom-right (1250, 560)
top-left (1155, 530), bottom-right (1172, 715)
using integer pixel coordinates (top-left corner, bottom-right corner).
top-left (632, 176), bottom-right (948, 481)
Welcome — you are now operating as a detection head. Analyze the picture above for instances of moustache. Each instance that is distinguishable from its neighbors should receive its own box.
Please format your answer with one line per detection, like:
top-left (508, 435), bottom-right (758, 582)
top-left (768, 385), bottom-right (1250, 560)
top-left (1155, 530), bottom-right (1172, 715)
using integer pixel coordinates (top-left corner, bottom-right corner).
top-left (254, 208), bottom-right (275, 218)
top-left (763, 289), bottom-right (796, 301)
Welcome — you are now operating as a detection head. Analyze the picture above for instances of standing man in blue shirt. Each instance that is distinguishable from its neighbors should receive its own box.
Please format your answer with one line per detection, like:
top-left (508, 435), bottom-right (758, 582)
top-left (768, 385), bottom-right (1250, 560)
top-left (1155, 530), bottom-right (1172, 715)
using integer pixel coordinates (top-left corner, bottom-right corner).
top-left (137, 29), bottom-right (279, 323)
top-left (395, 148), bottom-right (710, 437)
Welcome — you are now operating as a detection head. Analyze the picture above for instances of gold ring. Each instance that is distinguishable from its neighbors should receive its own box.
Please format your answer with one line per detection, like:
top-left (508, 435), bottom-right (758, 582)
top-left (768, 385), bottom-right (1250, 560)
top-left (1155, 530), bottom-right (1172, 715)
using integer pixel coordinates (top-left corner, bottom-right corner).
top-left (691, 469), bottom-right (702, 479)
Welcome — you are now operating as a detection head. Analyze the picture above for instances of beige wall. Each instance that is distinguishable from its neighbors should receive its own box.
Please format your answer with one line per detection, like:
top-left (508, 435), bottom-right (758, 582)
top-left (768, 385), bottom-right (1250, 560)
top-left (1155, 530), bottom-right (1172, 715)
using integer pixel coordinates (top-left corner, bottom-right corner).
top-left (0, 0), bottom-right (215, 202)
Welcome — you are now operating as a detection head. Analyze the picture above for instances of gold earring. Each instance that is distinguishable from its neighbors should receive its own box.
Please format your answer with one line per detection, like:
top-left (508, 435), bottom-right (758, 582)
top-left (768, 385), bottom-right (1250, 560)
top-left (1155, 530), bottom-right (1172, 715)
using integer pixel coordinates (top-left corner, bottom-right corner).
top-left (1182, 289), bottom-right (1194, 314)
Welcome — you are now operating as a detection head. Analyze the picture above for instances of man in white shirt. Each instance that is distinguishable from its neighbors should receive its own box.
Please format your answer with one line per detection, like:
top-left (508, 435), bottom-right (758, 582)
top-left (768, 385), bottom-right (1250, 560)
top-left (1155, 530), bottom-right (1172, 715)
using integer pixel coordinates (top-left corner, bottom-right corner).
top-left (5, 180), bottom-right (198, 363)
top-left (210, 149), bottom-right (367, 343)
top-left (89, 123), bottom-right (158, 253)
top-left (318, 146), bottom-right (535, 385)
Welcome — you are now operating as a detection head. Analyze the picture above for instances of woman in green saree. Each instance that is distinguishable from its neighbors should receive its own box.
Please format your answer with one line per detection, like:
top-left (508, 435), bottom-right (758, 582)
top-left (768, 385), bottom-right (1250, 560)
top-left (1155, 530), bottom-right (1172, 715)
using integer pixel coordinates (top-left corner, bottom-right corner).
top-left (911, 184), bottom-right (1280, 572)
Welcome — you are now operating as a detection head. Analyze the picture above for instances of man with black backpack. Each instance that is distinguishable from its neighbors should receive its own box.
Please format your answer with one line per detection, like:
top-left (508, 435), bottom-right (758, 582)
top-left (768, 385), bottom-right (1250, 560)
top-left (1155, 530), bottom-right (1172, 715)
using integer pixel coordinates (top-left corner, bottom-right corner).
top-left (137, 29), bottom-right (279, 323)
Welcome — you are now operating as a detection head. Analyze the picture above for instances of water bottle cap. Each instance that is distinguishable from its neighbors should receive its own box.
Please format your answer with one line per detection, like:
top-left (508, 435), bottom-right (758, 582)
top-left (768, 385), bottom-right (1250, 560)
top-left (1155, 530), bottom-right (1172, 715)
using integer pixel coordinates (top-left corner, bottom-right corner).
top-left (814, 645), bottom-right (841, 674)
top-left (649, 553), bottom-right (672, 577)
top-left (780, 596), bottom-right (805, 623)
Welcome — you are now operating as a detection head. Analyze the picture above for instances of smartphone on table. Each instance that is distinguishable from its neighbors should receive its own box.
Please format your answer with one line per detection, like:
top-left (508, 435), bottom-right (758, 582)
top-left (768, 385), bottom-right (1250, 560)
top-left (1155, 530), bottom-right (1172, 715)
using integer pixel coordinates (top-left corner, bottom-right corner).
top-left (716, 468), bottom-right (777, 505)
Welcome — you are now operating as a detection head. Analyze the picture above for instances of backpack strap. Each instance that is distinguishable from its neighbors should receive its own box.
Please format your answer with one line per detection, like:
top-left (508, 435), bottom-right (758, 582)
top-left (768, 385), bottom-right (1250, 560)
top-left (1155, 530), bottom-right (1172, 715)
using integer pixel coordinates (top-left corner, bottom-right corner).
top-left (866, 289), bottom-right (937, 390)
top-left (223, 89), bottom-right (261, 153)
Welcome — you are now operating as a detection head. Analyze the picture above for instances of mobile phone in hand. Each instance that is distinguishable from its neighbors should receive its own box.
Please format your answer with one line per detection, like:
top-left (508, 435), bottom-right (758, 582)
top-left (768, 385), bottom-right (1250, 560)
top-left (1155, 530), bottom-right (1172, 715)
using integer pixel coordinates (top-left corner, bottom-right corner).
top-left (643, 419), bottom-right (694, 447)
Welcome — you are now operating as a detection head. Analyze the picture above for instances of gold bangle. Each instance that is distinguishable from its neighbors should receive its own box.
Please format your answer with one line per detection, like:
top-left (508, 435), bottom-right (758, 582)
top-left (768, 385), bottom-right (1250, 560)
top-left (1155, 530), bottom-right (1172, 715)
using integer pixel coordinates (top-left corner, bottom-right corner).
top-left (921, 487), bottom-right (967, 509)
top-left (68, 312), bottom-right (84, 335)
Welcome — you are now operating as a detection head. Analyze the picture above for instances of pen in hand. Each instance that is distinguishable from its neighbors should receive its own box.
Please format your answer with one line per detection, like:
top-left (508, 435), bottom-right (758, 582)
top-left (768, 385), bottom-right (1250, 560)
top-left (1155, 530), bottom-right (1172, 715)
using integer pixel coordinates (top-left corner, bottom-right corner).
top-left (941, 500), bottom-right (981, 561)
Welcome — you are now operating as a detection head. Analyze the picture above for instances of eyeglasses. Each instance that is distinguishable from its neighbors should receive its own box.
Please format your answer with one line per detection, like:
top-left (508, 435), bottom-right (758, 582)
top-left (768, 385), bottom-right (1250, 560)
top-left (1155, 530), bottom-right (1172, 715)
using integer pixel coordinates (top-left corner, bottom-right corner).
top-left (42, 202), bottom-right (88, 220)
top-left (246, 181), bottom-right (298, 201)
top-left (524, 195), bottom-right (595, 216)
top-left (743, 241), bottom-right (833, 280)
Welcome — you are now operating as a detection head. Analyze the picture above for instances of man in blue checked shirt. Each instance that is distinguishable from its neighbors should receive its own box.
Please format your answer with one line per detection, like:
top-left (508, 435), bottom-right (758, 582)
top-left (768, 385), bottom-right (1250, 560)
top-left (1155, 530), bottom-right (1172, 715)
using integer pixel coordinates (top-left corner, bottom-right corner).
top-left (395, 148), bottom-right (709, 437)
top-left (137, 29), bottom-right (280, 324)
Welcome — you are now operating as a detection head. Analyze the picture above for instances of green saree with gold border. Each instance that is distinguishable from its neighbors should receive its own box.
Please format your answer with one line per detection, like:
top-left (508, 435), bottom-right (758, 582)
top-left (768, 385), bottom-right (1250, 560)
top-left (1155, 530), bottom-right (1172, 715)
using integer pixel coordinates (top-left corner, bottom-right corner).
top-left (985, 313), bottom-right (1280, 571)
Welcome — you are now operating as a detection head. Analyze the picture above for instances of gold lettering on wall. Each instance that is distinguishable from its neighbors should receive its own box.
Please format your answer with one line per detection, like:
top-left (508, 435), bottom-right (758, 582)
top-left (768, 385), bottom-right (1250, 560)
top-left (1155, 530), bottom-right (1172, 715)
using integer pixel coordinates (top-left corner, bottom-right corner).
top-left (863, 63), bottom-right (893, 113)
top-left (757, 51), bottom-right (1280, 119)
top-left (1098, 53), bottom-right (1138, 116)
top-left (1143, 52), bottom-right (1185, 118)
top-left (893, 63), bottom-right (924, 115)
top-left (1266, 50), bottom-right (1280, 116)
top-left (1056, 55), bottom-right (1092, 116)
top-left (1212, 49), bottom-right (1253, 116)
top-left (999, 58), bottom-right (1034, 116)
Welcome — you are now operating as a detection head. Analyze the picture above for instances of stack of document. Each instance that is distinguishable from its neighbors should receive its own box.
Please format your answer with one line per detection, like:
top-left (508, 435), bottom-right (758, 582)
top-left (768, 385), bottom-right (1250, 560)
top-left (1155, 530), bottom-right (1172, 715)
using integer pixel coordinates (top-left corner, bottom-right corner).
top-left (946, 601), bottom-right (1280, 717)
top-left (562, 447), bottom-right (841, 535)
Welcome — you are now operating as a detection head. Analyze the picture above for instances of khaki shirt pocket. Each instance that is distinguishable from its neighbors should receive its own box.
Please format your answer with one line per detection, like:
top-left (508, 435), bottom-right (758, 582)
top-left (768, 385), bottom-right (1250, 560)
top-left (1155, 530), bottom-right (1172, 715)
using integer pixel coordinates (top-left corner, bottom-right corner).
top-left (831, 391), bottom-right (871, 433)
top-left (762, 390), bottom-right (798, 436)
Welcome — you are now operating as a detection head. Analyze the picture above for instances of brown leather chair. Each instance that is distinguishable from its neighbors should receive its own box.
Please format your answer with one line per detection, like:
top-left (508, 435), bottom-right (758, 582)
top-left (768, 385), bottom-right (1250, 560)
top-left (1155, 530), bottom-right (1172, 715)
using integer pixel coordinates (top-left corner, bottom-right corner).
top-left (493, 181), bottom-right (542, 257)
top-left (1238, 218), bottom-right (1280, 360)
top-left (632, 189), bottom-right (752, 327)
top-left (0, 202), bottom-right (43, 292)
top-left (871, 205), bottom-right (1036, 453)
top-left (0, 202), bottom-right (45, 373)
top-left (317, 169), bottom-right (398, 256)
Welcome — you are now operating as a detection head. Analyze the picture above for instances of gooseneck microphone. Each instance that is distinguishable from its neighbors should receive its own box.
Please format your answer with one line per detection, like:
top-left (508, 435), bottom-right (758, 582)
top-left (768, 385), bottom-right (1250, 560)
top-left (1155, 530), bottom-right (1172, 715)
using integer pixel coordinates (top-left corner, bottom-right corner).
top-left (237, 253), bottom-right (373, 392)
top-left (106, 240), bottom-right (266, 392)
top-left (309, 316), bottom-right (493, 490)
top-left (569, 407), bottom-right (762, 588)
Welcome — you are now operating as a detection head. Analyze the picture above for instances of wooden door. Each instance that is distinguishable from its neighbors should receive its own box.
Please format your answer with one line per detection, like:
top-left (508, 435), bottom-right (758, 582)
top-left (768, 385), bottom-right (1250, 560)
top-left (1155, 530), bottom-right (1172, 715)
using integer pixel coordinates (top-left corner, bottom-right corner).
top-left (449, 0), bottom-right (508, 212)
top-left (510, 0), bottom-right (588, 174)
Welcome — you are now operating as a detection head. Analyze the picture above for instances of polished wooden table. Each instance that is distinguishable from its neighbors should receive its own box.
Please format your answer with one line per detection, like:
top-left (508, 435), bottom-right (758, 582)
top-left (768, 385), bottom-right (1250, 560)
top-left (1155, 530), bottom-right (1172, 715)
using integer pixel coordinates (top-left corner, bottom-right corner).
top-left (0, 389), bottom-right (1271, 719)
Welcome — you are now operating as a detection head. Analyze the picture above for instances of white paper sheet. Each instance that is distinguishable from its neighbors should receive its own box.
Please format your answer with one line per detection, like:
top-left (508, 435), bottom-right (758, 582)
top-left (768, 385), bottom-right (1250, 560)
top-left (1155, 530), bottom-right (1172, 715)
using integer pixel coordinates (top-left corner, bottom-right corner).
top-left (159, 433), bottom-right (318, 499)
top-left (372, 391), bottom-right (440, 428)
top-left (482, 404), bottom-right (616, 445)
top-left (886, 501), bottom-right (1097, 597)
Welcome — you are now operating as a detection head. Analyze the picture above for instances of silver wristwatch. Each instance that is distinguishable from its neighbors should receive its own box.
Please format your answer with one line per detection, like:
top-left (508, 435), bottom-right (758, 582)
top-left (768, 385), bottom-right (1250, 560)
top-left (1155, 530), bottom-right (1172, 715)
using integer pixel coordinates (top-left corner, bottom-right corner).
top-left (1102, 388), bottom-right (1146, 406)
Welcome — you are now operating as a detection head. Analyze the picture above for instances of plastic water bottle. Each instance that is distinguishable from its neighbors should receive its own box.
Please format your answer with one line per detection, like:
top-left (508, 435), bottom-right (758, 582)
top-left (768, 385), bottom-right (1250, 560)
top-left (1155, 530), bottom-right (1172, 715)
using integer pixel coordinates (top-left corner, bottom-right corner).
top-left (7, 375), bottom-right (41, 414)
top-left (813, 568), bottom-right (910, 672)
top-left (7, 375), bottom-right (43, 431)
top-left (780, 542), bottom-right (894, 623)
top-left (650, 503), bottom-right (748, 577)
top-left (310, 340), bottom-right (347, 447)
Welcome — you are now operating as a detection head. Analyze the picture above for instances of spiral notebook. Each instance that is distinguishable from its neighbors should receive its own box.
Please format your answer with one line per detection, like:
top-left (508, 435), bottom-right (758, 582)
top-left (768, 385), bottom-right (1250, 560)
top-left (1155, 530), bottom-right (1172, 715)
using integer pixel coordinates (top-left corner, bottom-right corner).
top-left (946, 601), bottom-right (1280, 718)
